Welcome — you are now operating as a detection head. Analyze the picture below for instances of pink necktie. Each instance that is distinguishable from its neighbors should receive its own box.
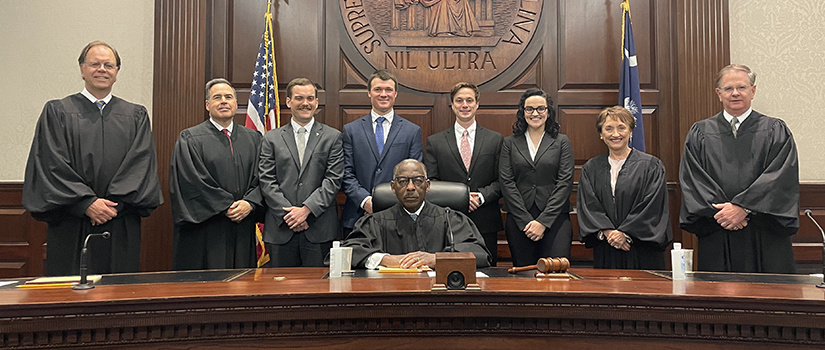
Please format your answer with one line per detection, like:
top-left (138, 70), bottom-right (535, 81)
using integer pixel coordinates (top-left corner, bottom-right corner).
top-left (460, 130), bottom-right (471, 171)
top-left (222, 129), bottom-right (234, 155)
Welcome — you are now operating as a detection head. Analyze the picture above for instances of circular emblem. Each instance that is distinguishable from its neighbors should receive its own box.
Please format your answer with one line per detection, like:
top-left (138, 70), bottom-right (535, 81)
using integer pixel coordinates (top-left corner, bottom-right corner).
top-left (340, 0), bottom-right (544, 92)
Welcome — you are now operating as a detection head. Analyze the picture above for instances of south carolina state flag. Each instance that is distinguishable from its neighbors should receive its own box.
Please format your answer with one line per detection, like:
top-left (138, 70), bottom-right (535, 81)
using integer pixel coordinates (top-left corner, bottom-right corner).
top-left (619, 0), bottom-right (645, 151)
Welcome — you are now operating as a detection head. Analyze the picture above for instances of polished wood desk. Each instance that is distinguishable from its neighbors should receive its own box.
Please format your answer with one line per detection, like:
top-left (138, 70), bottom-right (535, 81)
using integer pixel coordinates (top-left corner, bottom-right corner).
top-left (1, 268), bottom-right (824, 349)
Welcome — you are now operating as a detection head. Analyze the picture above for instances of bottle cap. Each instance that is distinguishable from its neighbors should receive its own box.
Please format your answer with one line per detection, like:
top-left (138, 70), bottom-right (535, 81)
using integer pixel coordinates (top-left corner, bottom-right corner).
top-left (674, 242), bottom-right (682, 250)
top-left (333, 241), bottom-right (340, 248)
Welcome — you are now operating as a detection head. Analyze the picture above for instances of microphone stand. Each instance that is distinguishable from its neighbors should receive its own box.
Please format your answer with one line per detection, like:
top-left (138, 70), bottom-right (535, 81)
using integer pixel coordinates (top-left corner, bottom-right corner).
top-left (445, 207), bottom-right (456, 252)
top-left (73, 232), bottom-right (111, 290)
top-left (805, 209), bottom-right (825, 288)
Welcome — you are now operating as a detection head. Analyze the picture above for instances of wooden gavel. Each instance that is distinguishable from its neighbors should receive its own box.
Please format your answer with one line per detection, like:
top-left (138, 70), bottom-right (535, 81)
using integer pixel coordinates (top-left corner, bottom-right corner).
top-left (508, 257), bottom-right (570, 274)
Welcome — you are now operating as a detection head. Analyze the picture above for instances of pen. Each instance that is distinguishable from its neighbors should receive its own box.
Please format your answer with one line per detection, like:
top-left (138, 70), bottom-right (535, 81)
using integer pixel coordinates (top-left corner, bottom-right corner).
top-left (17, 283), bottom-right (76, 289)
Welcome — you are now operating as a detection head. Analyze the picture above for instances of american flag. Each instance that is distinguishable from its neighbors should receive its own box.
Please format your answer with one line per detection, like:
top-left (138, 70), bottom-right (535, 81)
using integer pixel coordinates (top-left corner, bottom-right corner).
top-left (246, 1), bottom-right (279, 267)
top-left (245, 1), bottom-right (280, 134)
top-left (619, 0), bottom-right (645, 152)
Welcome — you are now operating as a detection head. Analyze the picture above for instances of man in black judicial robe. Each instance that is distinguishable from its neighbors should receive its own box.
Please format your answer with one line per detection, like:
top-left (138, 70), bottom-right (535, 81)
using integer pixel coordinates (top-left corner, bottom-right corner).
top-left (578, 150), bottom-right (671, 269)
top-left (22, 41), bottom-right (162, 276)
top-left (340, 159), bottom-right (491, 269)
top-left (680, 64), bottom-right (799, 273)
top-left (169, 79), bottom-right (262, 270)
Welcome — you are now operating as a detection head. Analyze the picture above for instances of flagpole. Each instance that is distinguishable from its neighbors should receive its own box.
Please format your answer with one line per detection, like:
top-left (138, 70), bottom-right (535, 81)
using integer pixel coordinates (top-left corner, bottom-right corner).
top-left (264, 0), bottom-right (281, 129)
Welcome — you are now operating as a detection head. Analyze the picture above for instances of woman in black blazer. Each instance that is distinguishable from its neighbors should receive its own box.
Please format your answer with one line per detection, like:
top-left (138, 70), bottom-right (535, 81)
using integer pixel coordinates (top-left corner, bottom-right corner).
top-left (499, 88), bottom-right (574, 267)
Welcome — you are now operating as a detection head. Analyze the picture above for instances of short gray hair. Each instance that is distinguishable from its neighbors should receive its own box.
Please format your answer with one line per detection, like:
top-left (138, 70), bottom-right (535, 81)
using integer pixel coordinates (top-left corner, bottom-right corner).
top-left (716, 64), bottom-right (756, 88)
top-left (205, 78), bottom-right (236, 100)
top-left (393, 159), bottom-right (428, 178)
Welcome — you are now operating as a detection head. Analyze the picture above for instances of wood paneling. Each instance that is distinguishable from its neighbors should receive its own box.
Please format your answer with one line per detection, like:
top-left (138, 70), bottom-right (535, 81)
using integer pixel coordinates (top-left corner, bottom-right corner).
top-left (7, 1), bottom-right (821, 277)
top-left (0, 183), bottom-right (45, 277)
top-left (146, 0), bottom-right (209, 271)
top-left (3, 268), bottom-right (825, 348)
top-left (559, 0), bottom-right (653, 88)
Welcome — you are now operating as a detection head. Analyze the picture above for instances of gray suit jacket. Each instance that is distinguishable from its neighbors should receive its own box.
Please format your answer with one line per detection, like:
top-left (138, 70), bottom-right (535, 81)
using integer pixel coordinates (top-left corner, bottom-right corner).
top-left (259, 121), bottom-right (344, 244)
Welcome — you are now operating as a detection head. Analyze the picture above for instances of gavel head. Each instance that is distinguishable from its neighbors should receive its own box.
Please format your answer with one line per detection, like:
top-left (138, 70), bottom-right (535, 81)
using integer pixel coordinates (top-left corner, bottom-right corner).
top-left (537, 258), bottom-right (551, 272)
top-left (536, 257), bottom-right (570, 273)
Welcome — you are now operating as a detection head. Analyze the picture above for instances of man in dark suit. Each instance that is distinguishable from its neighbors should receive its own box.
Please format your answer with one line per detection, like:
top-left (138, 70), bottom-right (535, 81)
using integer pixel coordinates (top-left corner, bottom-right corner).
top-left (424, 82), bottom-right (504, 265)
top-left (341, 69), bottom-right (423, 234)
top-left (259, 78), bottom-right (344, 267)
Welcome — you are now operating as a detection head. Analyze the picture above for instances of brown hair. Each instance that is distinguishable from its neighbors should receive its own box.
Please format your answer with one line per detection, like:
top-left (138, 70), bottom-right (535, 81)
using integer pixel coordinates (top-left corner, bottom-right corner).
top-left (596, 106), bottom-right (636, 133)
top-left (286, 77), bottom-right (317, 98)
top-left (367, 69), bottom-right (398, 90)
top-left (78, 41), bottom-right (121, 68)
top-left (449, 82), bottom-right (479, 101)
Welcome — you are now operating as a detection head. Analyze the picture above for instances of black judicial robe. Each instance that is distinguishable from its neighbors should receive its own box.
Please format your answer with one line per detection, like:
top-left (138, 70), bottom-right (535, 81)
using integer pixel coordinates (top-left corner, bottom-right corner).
top-left (679, 111), bottom-right (799, 273)
top-left (22, 94), bottom-right (163, 276)
top-left (169, 121), bottom-right (263, 270)
top-left (342, 202), bottom-right (491, 268)
top-left (577, 150), bottom-right (671, 269)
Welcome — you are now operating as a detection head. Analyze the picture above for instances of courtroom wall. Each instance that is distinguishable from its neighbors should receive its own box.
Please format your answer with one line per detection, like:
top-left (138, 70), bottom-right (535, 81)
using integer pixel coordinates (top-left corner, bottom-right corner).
top-left (729, 0), bottom-right (825, 181)
top-left (0, 0), bottom-right (155, 181)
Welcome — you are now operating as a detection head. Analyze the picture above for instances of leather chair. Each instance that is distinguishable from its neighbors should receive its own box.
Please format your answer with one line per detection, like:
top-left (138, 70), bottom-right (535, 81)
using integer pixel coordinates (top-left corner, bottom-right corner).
top-left (371, 181), bottom-right (470, 214)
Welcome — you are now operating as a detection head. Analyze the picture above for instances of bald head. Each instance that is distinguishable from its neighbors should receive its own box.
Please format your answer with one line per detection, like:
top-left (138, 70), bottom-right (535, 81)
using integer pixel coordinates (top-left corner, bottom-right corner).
top-left (391, 159), bottom-right (430, 212)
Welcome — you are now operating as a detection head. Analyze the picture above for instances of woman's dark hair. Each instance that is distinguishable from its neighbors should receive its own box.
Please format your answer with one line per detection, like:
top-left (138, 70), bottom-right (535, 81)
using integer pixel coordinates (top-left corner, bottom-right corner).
top-left (512, 88), bottom-right (559, 137)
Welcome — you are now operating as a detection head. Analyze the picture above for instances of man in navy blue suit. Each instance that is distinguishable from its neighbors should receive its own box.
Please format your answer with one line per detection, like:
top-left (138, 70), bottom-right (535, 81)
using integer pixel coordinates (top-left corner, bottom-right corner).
top-left (341, 69), bottom-right (422, 235)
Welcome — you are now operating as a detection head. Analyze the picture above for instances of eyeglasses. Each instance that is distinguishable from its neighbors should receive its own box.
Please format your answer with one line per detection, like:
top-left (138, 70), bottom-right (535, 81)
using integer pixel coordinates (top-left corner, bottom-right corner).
top-left (394, 176), bottom-right (426, 187)
top-left (524, 106), bottom-right (548, 114)
top-left (721, 85), bottom-right (751, 94)
top-left (84, 61), bottom-right (118, 71)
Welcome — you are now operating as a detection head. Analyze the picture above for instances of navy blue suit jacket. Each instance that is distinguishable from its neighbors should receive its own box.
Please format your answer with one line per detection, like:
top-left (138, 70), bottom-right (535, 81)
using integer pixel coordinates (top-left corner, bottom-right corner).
top-left (341, 112), bottom-right (422, 228)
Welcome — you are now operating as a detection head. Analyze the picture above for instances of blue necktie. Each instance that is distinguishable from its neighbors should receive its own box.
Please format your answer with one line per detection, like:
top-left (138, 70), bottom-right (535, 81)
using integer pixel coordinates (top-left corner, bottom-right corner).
top-left (375, 116), bottom-right (386, 154)
top-left (95, 100), bottom-right (106, 112)
top-left (410, 214), bottom-right (418, 221)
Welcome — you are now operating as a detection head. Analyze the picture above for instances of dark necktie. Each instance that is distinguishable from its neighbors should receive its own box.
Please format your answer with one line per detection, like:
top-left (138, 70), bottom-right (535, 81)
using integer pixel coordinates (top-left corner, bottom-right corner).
top-left (95, 100), bottom-right (106, 112)
top-left (731, 117), bottom-right (739, 138)
top-left (375, 116), bottom-right (386, 154)
top-left (221, 129), bottom-right (234, 155)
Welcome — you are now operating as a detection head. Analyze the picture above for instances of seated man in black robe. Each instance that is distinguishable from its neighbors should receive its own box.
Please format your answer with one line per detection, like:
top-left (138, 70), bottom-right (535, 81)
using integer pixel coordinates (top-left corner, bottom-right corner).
top-left (169, 78), bottom-right (263, 270)
top-left (23, 41), bottom-right (163, 276)
top-left (340, 159), bottom-right (491, 269)
top-left (680, 64), bottom-right (799, 273)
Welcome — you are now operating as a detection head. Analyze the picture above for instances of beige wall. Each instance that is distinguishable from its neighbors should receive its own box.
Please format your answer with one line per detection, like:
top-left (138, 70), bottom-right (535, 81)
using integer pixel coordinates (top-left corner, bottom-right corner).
top-left (0, 0), bottom-right (154, 181)
top-left (1, 1), bottom-right (822, 181)
top-left (730, 0), bottom-right (825, 181)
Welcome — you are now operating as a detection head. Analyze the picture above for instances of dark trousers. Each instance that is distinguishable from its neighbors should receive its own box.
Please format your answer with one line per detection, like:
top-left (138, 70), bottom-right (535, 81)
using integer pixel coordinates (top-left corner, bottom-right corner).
top-left (480, 231), bottom-right (499, 266)
top-left (505, 204), bottom-right (571, 267)
top-left (266, 233), bottom-right (333, 267)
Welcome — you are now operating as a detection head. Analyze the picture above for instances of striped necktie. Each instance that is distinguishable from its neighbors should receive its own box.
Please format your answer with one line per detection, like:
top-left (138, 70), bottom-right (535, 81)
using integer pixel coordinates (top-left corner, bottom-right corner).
top-left (95, 100), bottom-right (106, 112)
top-left (222, 129), bottom-right (234, 155)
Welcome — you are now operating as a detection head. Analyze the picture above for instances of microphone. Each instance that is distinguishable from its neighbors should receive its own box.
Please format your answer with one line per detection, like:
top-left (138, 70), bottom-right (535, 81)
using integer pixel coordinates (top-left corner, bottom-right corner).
top-left (445, 207), bottom-right (456, 252)
top-left (73, 231), bottom-right (111, 290)
top-left (804, 210), bottom-right (825, 288)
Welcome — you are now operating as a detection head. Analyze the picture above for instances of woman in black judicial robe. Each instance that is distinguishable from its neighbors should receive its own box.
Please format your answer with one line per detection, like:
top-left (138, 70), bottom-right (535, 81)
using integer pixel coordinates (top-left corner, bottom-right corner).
top-left (577, 106), bottom-right (671, 269)
top-left (499, 89), bottom-right (574, 267)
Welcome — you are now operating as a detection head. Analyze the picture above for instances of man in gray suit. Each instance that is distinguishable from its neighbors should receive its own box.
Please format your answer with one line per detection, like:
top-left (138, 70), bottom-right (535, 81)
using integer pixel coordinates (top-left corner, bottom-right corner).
top-left (259, 77), bottom-right (344, 267)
